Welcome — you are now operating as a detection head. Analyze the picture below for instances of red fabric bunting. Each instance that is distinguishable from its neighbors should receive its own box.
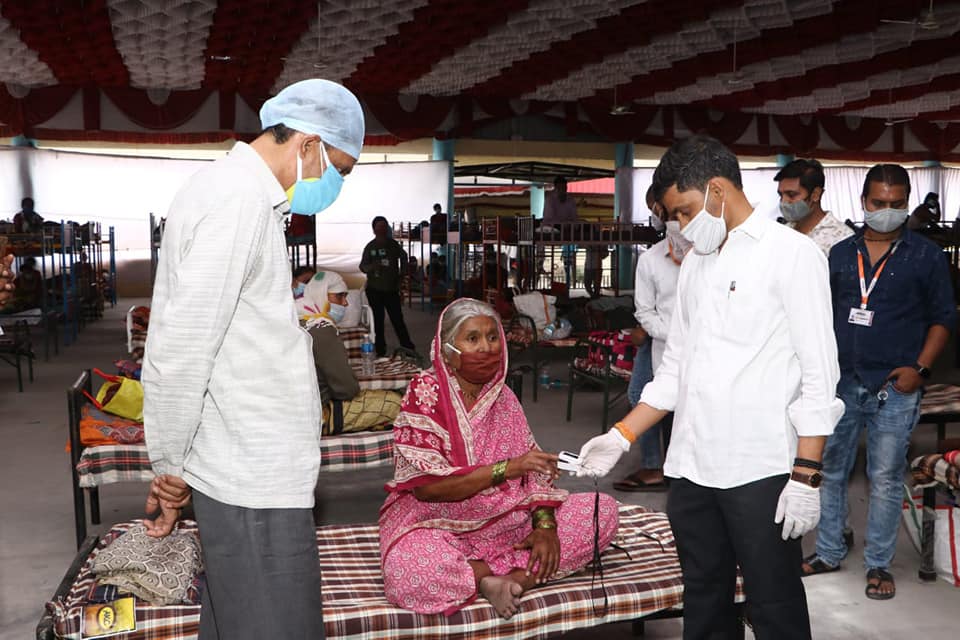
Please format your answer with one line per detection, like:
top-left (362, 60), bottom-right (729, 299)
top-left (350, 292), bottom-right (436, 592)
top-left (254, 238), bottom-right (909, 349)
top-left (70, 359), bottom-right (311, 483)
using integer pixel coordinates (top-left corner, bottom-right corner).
top-left (676, 108), bottom-right (753, 146)
top-left (0, 85), bottom-right (76, 134)
top-left (773, 116), bottom-right (820, 154)
top-left (103, 88), bottom-right (213, 130)
top-left (364, 94), bottom-right (454, 141)
top-left (820, 116), bottom-right (888, 151)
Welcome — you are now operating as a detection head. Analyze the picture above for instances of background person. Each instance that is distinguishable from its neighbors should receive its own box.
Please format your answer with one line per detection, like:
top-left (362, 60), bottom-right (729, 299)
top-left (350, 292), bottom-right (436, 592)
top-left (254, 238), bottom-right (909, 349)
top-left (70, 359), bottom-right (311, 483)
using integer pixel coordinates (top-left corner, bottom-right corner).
top-left (360, 215), bottom-right (416, 357)
top-left (804, 165), bottom-right (956, 601)
top-left (775, 158), bottom-right (853, 256)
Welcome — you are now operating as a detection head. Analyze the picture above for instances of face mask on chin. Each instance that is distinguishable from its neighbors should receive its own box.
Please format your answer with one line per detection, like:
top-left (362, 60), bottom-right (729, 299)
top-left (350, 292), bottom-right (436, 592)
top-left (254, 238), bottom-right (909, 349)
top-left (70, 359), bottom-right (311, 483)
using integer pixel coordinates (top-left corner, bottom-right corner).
top-left (863, 207), bottom-right (909, 233)
top-left (680, 189), bottom-right (727, 255)
top-left (665, 220), bottom-right (693, 258)
top-left (285, 141), bottom-right (344, 215)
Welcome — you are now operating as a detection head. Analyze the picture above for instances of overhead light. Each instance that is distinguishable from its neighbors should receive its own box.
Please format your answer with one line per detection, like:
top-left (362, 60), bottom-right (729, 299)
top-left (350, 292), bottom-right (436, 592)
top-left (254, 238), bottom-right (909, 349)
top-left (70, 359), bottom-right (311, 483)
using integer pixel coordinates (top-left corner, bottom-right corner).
top-left (209, 55), bottom-right (232, 61)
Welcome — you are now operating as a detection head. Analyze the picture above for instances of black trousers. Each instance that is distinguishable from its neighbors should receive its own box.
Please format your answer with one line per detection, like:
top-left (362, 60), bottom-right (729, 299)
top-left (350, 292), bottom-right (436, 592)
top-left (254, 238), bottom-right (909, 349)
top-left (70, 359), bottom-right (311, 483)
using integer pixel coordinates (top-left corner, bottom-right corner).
top-left (366, 288), bottom-right (414, 356)
top-left (192, 491), bottom-right (324, 640)
top-left (666, 475), bottom-right (810, 640)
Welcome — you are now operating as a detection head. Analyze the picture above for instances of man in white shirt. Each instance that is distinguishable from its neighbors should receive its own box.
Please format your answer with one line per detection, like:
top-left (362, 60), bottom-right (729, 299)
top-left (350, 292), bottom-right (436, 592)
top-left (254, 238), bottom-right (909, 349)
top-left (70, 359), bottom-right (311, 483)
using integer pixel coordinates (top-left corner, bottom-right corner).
top-left (615, 187), bottom-right (689, 491)
top-left (576, 135), bottom-right (843, 639)
top-left (141, 79), bottom-right (364, 640)
top-left (775, 158), bottom-right (853, 256)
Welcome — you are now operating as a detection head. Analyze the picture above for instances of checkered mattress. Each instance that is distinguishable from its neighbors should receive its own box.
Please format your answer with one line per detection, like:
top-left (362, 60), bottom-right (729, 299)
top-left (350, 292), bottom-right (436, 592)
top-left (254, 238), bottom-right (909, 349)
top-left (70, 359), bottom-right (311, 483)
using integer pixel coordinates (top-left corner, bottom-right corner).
top-left (76, 431), bottom-right (396, 487)
top-left (46, 505), bottom-right (709, 640)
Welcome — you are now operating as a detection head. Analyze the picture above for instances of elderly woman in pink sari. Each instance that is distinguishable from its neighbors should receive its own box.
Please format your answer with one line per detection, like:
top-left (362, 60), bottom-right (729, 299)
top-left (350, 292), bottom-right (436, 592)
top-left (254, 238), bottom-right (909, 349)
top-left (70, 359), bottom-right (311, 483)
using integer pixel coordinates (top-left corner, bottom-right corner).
top-left (379, 298), bottom-right (619, 619)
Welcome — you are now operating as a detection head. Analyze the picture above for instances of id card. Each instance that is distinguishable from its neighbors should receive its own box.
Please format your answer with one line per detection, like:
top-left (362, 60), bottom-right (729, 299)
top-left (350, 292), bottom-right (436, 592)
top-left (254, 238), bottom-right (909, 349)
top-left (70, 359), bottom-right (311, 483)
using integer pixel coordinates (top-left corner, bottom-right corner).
top-left (82, 597), bottom-right (136, 638)
top-left (848, 307), bottom-right (874, 327)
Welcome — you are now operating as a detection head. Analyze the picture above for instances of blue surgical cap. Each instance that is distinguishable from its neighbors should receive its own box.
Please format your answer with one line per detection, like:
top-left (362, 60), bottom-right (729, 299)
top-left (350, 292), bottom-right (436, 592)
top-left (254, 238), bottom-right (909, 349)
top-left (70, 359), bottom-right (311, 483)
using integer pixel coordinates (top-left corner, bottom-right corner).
top-left (260, 79), bottom-right (365, 160)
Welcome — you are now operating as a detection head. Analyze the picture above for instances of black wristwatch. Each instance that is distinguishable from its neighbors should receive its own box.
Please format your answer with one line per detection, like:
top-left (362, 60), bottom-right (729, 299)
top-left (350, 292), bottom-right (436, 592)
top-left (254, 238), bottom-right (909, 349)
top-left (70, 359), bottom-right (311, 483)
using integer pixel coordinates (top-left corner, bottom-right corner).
top-left (794, 457), bottom-right (823, 471)
top-left (791, 470), bottom-right (823, 489)
top-left (913, 364), bottom-right (931, 379)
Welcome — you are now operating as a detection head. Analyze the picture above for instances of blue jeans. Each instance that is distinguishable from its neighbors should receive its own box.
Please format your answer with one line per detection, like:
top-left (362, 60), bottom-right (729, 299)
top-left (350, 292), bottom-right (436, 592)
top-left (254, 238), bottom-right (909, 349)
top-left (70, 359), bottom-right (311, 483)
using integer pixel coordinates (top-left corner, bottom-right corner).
top-left (815, 376), bottom-right (920, 570)
top-left (627, 341), bottom-right (665, 469)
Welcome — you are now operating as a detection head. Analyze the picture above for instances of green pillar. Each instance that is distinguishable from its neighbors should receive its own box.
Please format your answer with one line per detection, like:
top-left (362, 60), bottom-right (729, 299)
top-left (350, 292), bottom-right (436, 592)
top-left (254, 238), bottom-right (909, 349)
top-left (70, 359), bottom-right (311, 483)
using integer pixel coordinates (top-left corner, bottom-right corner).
top-left (776, 153), bottom-right (795, 167)
top-left (530, 185), bottom-right (545, 218)
top-left (615, 142), bottom-right (635, 289)
top-left (432, 138), bottom-right (455, 216)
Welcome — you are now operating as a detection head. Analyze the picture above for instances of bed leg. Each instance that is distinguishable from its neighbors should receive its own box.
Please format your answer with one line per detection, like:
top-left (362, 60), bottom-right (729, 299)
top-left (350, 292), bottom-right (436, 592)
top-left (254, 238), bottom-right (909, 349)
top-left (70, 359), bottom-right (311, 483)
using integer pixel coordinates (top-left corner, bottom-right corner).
top-left (73, 484), bottom-right (86, 550)
top-left (89, 488), bottom-right (101, 525)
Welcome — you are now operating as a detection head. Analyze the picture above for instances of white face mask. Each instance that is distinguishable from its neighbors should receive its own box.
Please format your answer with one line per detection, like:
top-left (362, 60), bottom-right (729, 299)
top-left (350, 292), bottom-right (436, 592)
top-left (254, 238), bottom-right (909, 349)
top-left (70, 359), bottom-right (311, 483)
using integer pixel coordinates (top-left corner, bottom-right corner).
top-left (327, 302), bottom-right (347, 324)
top-left (863, 207), bottom-right (909, 233)
top-left (650, 213), bottom-right (665, 232)
top-left (665, 220), bottom-right (693, 259)
top-left (681, 189), bottom-right (727, 255)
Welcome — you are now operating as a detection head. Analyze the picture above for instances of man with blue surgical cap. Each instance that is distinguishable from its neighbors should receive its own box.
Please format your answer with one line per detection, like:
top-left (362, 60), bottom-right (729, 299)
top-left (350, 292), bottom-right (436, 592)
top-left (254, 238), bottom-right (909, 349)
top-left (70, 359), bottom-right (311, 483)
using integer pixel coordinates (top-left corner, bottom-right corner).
top-left (141, 79), bottom-right (364, 640)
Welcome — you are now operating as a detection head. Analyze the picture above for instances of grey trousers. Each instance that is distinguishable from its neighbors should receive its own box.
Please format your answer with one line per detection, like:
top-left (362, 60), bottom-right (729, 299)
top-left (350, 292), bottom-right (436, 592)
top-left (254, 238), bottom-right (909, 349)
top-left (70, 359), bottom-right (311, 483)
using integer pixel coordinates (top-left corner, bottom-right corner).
top-left (192, 491), bottom-right (324, 640)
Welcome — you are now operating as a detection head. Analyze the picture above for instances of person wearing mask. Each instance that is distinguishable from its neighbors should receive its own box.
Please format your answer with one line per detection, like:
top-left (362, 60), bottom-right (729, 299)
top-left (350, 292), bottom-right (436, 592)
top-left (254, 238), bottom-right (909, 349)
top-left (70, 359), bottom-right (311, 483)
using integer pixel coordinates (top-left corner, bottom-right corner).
top-left (291, 265), bottom-right (316, 309)
top-left (575, 135), bottom-right (842, 639)
top-left (141, 78), bottom-right (364, 640)
top-left (614, 186), bottom-right (690, 492)
top-left (299, 270), bottom-right (402, 433)
top-left (360, 216), bottom-right (416, 357)
top-left (907, 192), bottom-right (941, 231)
top-left (803, 165), bottom-right (956, 601)
top-left (775, 159), bottom-right (852, 256)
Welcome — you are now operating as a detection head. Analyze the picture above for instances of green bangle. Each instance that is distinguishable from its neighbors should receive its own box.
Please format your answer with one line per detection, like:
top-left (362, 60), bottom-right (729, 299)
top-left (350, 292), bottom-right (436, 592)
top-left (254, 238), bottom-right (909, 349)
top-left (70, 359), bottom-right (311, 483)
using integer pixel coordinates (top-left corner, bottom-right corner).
top-left (491, 459), bottom-right (509, 486)
top-left (532, 507), bottom-right (553, 521)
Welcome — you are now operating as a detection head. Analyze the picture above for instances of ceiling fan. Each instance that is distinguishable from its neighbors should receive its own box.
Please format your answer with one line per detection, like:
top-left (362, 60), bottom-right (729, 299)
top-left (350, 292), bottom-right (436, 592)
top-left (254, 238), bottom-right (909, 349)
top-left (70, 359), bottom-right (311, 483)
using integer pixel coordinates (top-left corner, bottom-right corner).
top-left (609, 86), bottom-right (634, 116)
top-left (725, 20), bottom-right (749, 86)
top-left (881, 0), bottom-right (942, 30)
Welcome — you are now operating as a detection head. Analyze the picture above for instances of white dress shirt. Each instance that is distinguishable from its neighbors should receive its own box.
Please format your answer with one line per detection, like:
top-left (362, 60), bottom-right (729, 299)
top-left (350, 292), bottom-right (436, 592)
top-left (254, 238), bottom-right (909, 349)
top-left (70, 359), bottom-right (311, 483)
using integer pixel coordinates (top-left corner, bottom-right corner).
top-left (634, 238), bottom-right (681, 371)
top-left (640, 210), bottom-right (843, 489)
top-left (143, 142), bottom-right (322, 509)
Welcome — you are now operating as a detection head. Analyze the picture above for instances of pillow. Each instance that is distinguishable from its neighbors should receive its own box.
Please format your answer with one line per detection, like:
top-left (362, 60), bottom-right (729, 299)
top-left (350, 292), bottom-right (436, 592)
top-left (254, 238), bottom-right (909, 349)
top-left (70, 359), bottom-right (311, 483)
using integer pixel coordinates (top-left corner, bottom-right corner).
top-left (339, 289), bottom-right (364, 328)
top-left (513, 292), bottom-right (557, 337)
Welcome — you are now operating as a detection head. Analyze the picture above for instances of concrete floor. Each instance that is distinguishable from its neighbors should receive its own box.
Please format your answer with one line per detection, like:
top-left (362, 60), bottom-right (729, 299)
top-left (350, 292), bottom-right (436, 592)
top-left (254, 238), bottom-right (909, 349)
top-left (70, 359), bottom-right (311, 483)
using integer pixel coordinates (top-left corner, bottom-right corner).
top-left (1, 298), bottom-right (957, 639)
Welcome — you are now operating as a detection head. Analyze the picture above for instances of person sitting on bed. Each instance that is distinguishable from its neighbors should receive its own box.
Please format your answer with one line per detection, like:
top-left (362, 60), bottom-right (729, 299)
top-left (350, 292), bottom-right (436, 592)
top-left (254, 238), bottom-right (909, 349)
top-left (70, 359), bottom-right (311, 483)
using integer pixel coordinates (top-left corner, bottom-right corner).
top-left (378, 298), bottom-right (620, 620)
top-left (299, 270), bottom-right (401, 433)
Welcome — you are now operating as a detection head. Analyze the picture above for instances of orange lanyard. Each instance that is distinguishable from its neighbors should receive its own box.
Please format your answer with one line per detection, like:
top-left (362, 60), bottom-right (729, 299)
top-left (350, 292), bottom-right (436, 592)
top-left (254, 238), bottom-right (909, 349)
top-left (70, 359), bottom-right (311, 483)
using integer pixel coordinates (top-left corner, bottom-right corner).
top-left (856, 243), bottom-right (898, 310)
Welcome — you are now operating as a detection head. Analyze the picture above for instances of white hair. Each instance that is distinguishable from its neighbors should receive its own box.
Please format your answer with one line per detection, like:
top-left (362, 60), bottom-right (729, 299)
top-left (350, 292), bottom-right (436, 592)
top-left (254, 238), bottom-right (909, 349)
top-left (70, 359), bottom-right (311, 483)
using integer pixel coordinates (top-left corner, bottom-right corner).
top-left (440, 299), bottom-right (499, 351)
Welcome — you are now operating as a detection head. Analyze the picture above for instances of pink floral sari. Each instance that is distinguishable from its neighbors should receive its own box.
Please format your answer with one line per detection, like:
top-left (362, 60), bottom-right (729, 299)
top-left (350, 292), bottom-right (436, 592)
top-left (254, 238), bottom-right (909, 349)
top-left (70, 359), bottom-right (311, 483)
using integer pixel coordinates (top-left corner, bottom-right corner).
top-left (379, 300), bottom-right (567, 557)
top-left (378, 300), bottom-right (619, 615)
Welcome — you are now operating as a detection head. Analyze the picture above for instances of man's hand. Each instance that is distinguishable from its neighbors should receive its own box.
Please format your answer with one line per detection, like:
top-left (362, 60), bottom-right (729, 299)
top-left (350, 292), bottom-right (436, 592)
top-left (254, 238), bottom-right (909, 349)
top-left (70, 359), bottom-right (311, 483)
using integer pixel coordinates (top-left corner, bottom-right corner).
top-left (887, 367), bottom-right (924, 394)
top-left (0, 254), bottom-right (14, 306)
top-left (575, 429), bottom-right (631, 477)
top-left (629, 327), bottom-right (648, 347)
top-left (513, 528), bottom-right (561, 584)
top-left (143, 475), bottom-right (191, 538)
top-left (774, 479), bottom-right (820, 540)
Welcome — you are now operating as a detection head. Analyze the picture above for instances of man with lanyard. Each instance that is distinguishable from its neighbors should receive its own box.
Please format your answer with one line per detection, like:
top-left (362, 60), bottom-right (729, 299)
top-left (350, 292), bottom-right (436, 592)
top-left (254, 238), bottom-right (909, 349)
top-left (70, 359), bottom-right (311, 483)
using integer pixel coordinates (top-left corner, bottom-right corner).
top-left (575, 135), bottom-right (842, 639)
top-left (141, 79), bottom-right (364, 639)
top-left (775, 158), bottom-right (853, 256)
top-left (614, 186), bottom-right (690, 492)
top-left (803, 164), bottom-right (956, 601)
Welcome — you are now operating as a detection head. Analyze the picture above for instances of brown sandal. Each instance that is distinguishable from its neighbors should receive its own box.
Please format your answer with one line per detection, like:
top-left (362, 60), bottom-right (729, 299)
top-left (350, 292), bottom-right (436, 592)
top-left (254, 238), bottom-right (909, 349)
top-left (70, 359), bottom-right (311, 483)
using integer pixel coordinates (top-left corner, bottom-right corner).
top-left (801, 554), bottom-right (840, 577)
top-left (865, 568), bottom-right (895, 600)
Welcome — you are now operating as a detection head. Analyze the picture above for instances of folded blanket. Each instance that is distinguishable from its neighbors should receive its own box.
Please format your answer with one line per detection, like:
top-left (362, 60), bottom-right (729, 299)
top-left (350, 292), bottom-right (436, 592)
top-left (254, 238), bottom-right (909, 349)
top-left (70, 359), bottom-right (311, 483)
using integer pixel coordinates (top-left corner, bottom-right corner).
top-left (79, 404), bottom-right (144, 446)
top-left (91, 523), bottom-right (202, 605)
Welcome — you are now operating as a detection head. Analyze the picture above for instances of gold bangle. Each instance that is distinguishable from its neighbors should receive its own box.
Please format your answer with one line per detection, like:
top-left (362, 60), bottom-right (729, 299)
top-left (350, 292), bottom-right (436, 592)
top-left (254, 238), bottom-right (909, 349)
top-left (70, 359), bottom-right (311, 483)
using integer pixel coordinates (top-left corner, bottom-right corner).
top-left (535, 520), bottom-right (557, 529)
top-left (532, 508), bottom-right (554, 522)
top-left (491, 459), bottom-right (509, 486)
top-left (614, 421), bottom-right (637, 444)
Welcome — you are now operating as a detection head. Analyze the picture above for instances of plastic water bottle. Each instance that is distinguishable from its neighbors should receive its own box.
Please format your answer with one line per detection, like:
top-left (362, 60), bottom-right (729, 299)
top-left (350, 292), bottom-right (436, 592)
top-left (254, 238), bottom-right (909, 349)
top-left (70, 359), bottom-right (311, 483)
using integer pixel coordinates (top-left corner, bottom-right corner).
top-left (361, 334), bottom-right (376, 376)
top-left (538, 367), bottom-right (550, 389)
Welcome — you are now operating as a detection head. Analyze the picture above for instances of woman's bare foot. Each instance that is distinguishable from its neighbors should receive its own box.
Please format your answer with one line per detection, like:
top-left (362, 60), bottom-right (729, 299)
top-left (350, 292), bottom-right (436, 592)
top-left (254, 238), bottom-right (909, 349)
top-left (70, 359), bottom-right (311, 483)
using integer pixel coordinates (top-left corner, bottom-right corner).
top-left (479, 575), bottom-right (524, 619)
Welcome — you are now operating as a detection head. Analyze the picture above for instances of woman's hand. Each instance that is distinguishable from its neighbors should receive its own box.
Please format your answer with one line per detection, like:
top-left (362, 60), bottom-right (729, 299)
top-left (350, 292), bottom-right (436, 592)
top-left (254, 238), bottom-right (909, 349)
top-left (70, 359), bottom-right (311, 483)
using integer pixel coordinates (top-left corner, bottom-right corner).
top-left (514, 528), bottom-right (561, 584)
top-left (506, 451), bottom-right (559, 481)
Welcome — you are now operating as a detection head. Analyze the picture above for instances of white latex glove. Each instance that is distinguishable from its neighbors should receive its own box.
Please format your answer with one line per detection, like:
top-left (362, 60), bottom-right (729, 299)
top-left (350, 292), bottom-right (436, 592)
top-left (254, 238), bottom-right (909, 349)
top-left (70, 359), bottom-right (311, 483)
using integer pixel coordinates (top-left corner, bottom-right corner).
top-left (774, 479), bottom-right (820, 540)
top-left (574, 428), bottom-right (631, 477)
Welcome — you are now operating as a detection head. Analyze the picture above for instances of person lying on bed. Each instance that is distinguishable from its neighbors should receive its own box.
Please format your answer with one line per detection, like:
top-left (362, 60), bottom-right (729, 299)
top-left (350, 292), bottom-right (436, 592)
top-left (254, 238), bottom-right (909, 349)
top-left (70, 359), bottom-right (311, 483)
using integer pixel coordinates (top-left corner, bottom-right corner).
top-left (298, 270), bottom-right (401, 433)
top-left (378, 298), bottom-right (619, 620)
